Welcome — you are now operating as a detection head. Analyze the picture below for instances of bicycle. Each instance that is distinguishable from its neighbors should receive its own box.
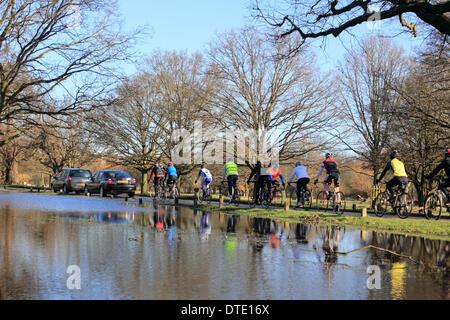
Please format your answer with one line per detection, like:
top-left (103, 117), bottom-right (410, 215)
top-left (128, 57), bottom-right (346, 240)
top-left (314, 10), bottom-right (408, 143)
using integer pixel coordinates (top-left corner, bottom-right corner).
top-left (424, 180), bottom-right (450, 220)
top-left (247, 180), bottom-right (263, 208)
top-left (220, 181), bottom-right (241, 206)
top-left (261, 180), bottom-right (283, 209)
top-left (316, 185), bottom-right (346, 215)
top-left (374, 182), bottom-right (413, 219)
top-left (196, 182), bottom-right (212, 205)
top-left (289, 182), bottom-right (312, 209)
top-left (153, 179), bottom-right (167, 201)
top-left (167, 181), bottom-right (179, 201)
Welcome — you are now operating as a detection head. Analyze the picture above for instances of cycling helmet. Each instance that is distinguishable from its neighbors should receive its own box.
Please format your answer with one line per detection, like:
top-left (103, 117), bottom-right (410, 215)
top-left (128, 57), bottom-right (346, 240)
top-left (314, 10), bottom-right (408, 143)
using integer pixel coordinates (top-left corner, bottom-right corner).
top-left (296, 162), bottom-right (302, 167)
top-left (445, 148), bottom-right (450, 157)
top-left (389, 150), bottom-right (399, 159)
top-left (325, 153), bottom-right (332, 159)
top-left (168, 162), bottom-right (174, 166)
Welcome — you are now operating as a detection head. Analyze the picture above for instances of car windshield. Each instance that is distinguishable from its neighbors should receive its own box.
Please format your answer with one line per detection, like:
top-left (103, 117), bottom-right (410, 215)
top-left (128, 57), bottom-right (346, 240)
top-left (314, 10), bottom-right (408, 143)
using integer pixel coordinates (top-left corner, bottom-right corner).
top-left (69, 170), bottom-right (91, 178)
top-left (104, 171), bottom-right (131, 179)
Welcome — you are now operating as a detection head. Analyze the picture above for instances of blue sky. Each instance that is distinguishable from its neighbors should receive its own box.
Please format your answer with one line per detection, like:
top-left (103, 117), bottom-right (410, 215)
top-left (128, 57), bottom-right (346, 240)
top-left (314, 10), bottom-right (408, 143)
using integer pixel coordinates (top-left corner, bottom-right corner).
top-left (118, 1), bottom-right (423, 74)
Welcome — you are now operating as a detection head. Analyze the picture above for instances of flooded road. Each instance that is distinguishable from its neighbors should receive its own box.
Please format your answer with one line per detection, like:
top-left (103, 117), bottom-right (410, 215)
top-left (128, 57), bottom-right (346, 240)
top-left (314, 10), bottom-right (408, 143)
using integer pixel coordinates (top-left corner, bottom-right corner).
top-left (0, 192), bottom-right (448, 300)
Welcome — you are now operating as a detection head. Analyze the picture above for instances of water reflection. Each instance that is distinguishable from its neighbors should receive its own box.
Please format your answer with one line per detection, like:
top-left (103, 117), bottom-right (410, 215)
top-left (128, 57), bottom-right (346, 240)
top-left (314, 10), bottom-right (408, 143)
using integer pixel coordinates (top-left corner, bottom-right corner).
top-left (0, 193), bottom-right (448, 300)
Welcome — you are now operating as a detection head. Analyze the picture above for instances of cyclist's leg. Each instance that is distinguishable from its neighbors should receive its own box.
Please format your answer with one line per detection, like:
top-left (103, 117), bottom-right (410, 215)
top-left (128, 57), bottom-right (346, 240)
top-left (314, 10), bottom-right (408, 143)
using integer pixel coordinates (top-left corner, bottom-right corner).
top-left (227, 175), bottom-right (233, 200)
top-left (386, 177), bottom-right (400, 201)
top-left (154, 177), bottom-right (159, 195)
top-left (333, 173), bottom-right (341, 203)
top-left (298, 178), bottom-right (310, 204)
top-left (296, 179), bottom-right (302, 201)
top-left (439, 179), bottom-right (450, 202)
top-left (201, 179), bottom-right (207, 195)
top-left (233, 176), bottom-right (239, 198)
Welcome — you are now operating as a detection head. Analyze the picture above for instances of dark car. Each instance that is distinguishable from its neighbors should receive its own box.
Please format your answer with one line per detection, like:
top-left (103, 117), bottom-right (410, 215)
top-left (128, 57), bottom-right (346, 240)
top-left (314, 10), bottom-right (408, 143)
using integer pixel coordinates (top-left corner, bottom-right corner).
top-left (85, 170), bottom-right (136, 198)
top-left (51, 168), bottom-right (93, 194)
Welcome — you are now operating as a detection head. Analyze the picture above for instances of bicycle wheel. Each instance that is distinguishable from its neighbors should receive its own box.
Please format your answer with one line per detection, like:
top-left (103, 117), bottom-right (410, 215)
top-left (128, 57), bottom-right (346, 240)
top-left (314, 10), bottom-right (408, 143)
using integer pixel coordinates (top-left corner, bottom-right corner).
top-left (374, 192), bottom-right (389, 217)
top-left (316, 190), bottom-right (328, 210)
top-left (248, 188), bottom-right (257, 208)
top-left (395, 192), bottom-right (413, 219)
top-left (262, 189), bottom-right (271, 209)
top-left (424, 191), bottom-right (443, 220)
top-left (272, 189), bottom-right (283, 206)
top-left (332, 192), bottom-right (345, 215)
top-left (290, 189), bottom-right (298, 208)
top-left (304, 190), bottom-right (312, 209)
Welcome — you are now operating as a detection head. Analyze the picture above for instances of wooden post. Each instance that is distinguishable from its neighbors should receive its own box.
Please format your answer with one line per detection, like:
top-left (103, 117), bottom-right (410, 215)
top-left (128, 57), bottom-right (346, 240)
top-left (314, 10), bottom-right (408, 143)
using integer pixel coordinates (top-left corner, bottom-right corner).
top-left (139, 198), bottom-right (143, 205)
top-left (361, 208), bottom-right (368, 217)
top-left (352, 204), bottom-right (357, 211)
top-left (219, 195), bottom-right (224, 209)
top-left (125, 197), bottom-right (128, 202)
top-left (283, 190), bottom-right (289, 211)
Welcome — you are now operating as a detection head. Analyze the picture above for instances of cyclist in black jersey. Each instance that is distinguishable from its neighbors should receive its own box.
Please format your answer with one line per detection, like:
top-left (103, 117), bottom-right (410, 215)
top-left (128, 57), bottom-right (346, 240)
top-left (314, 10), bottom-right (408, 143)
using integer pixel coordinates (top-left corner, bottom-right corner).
top-left (426, 148), bottom-right (450, 199)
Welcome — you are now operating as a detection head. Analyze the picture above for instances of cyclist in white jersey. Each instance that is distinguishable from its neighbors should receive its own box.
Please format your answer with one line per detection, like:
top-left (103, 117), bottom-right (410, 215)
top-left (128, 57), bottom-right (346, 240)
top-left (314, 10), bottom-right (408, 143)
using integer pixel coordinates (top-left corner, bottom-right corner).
top-left (195, 164), bottom-right (213, 196)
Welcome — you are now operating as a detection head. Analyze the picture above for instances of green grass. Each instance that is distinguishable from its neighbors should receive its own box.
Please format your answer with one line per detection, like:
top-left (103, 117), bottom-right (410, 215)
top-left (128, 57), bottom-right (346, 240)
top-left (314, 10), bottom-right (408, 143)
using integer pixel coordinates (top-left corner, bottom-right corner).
top-left (187, 204), bottom-right (450, 241)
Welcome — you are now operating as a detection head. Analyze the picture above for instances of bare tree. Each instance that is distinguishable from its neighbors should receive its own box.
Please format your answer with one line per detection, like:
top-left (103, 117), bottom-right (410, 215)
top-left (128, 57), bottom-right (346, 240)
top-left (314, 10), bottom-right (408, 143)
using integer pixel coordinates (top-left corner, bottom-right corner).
top-left (0, 0), bottom-right (141, 145)
top-left (207, 26), bottom-right (337, 166)
top-left (27, 116), bottom-right (95, 177)
top-left (255, 0), bottom-right (450, 52)
top-left (87, 74), bottom-right (165, 193)
top-left (391, 33), bottom-right (449, 204)
top-left (145, 50), bottom-right (217, 181)
top-left (335, 35), bottom-right (409, 185)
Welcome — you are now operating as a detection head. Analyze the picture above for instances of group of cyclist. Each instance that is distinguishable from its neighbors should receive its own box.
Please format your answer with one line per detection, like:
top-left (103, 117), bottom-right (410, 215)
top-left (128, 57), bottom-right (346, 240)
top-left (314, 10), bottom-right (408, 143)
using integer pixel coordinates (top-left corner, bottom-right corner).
top-left (147, 147), bottom-right (450, 209)
top-left (148, 161), bottom-right (179, 196)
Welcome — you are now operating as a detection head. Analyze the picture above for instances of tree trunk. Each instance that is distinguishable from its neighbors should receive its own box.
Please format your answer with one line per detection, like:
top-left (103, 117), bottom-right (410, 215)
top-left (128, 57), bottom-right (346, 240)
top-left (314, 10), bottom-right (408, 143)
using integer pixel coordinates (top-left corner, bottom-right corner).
top-left (141, 171), bottom-right (149, 194)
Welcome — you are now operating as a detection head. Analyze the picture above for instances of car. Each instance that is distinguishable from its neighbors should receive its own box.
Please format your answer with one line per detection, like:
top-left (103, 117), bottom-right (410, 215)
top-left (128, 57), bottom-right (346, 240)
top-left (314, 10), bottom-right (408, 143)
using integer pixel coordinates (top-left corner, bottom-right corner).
top-left (51, 168), bottom-right (93, 194)
top-left (85, 170), bottom-right (137, 198)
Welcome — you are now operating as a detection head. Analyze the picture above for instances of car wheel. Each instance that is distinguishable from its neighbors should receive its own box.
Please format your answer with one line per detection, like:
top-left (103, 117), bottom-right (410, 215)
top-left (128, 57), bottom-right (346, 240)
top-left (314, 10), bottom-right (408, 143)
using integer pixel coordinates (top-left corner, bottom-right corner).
top-left (100, 186), bottom-right (106, 198)
top-left (128, 192), bottom-right (135, 198)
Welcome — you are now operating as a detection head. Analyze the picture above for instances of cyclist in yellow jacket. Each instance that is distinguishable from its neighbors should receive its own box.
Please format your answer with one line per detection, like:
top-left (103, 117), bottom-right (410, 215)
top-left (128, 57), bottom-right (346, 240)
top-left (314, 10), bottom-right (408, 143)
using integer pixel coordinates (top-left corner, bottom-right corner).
top-left (376, 150), bottom-right (408, 201)
top-left (222, 160), bottom-right (239, 202)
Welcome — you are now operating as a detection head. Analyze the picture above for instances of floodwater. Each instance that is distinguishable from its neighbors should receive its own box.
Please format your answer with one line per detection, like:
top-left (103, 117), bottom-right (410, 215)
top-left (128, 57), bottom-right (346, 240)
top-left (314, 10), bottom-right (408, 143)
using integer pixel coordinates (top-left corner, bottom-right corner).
top-left (0, 192), bottom-right (448, 300)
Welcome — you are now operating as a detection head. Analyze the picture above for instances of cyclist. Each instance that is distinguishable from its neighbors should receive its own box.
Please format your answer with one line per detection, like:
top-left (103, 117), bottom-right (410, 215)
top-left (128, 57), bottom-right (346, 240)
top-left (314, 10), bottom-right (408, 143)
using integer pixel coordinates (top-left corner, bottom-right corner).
top-left (267, 163), bottom-right (286, 195)
top-left (247, 161), bottom-right (265, 204)
top-left (425, 148), bottom-right (450, 202)
top-left (165, 162), bottom-right (178, 193)
top-left (288, 162), bottom-right (310, 207)
top-left (314, 153), bottom-right (341, 202)
top-left (149, 162), bottom-right (165, 195)
top-left (222, 159), bottom-right (239, 202)
top-left (195, 163), bottom-right (213, 197)
top-left (376, 150), bottom-right (408, 202)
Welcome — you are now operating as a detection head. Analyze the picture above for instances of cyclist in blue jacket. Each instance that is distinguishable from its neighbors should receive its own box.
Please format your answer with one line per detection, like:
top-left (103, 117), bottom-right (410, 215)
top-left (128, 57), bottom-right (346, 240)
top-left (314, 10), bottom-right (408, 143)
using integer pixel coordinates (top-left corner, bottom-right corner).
top-left (165, 162), bottom-right (178, 192)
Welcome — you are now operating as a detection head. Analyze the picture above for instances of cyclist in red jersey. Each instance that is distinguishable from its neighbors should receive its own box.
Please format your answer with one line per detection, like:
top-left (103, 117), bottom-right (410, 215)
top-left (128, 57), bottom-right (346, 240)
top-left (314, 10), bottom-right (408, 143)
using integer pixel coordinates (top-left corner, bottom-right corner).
top-left (314, 153), bottom-right (341, 202)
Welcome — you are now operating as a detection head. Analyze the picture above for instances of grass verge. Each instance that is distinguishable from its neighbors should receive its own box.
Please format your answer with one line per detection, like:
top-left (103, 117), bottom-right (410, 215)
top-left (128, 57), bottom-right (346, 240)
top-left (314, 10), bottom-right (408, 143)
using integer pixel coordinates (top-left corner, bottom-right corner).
top-left (189, 204), bottom-right (450, 241)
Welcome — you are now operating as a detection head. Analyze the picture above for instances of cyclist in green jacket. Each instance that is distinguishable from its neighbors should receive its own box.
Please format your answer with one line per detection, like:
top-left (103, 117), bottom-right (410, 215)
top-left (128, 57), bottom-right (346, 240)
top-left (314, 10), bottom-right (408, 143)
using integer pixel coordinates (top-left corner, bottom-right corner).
top-left (222, 159), bottom-right (239, 202)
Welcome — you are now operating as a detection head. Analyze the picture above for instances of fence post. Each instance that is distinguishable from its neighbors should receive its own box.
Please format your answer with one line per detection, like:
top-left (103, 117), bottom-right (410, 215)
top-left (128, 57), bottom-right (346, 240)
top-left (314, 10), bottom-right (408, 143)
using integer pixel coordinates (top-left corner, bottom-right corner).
top-left (219, 195), bottom-right (224, 209)
top-left (361, 208), bottom-right (368, 217)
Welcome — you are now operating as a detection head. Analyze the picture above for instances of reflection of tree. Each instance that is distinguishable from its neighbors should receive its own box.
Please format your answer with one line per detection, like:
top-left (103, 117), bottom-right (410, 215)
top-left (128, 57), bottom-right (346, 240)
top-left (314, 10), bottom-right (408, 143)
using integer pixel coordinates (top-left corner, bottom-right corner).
top-left (295, 223), bottom-right (309, 244)
top-left (372, 232), bottom-right (450, 269)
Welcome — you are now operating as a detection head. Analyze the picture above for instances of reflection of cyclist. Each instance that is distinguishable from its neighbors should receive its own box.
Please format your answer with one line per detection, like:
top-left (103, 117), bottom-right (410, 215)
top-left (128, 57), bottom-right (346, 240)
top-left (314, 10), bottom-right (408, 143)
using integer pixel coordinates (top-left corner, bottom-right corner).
top-left (288, 162), bottom-right (310, 207)
top-left (196, 163), bottom-right (213, 196)
top-left (376, 150), bottom-right (408, 202)
top-left (149, 162), bottom-right (165, 195)
top-left (426, 148), bottom-right (450, 200)
top-left (314, 153), bottom-right (340, 197)
top-left (222, 159), bottom-right (239, 202)
top-left (165, 162), bottom-right (178, 192)
top-left (200, 213), bottom-right (211, 240)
